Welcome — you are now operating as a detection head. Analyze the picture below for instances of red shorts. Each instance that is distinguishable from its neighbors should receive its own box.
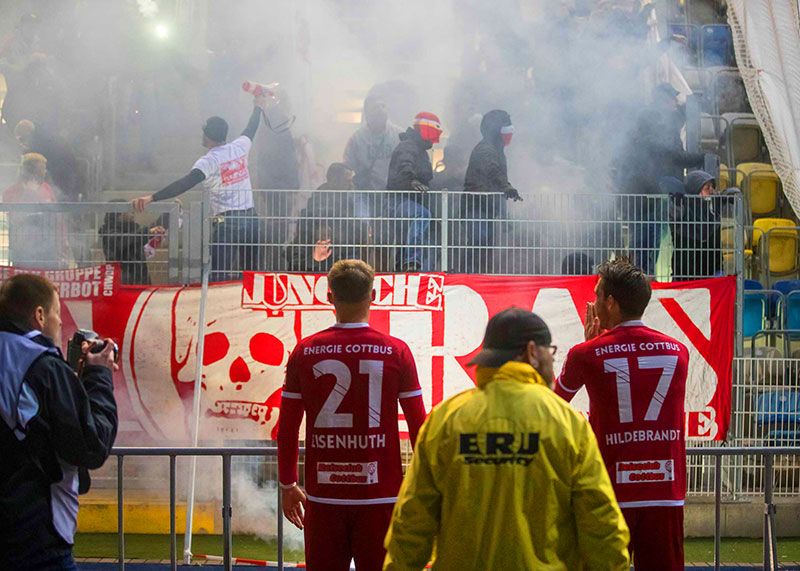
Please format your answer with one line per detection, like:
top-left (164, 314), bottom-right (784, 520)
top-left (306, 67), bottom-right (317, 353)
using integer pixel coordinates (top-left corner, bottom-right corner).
top-left (622, 505), bottom-right (684, 571)
top-left (304, 501), bottom-right (394, 571)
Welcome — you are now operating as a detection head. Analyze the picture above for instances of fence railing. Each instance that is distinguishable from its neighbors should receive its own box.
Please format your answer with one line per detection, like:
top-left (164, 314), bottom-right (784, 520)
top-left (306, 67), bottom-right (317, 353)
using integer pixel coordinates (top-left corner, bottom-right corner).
top-left (0, 201), bottom-right (182, 284)
top-left (196, 189), bottom-right (744, 283)
top-left (0, 190), bottom-right (746, 282)
top-left (101, 446), bottom-right (799, 571)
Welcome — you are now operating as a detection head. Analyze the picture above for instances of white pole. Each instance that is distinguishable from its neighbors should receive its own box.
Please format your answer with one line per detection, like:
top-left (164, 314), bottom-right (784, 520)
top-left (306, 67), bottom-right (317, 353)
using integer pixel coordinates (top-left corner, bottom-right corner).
top-left (183, 197), bottom-right (212, 564)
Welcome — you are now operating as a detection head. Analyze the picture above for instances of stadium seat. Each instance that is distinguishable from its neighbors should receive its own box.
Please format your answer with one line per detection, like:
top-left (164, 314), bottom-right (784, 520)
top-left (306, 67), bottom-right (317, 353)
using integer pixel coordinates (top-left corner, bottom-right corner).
top-left (721, 114), bottom-right (764, 166)
top-left (743, 290), bottom-right (767, 338)
top-left (701, 25), bottom-right (734, 67)
top-left (737, 162), bottom-right (781, 218)
top-left (756, 389), bottom-right (800, 444)
top-left (710, 68), bottom-right (750, 115)
top-left (775, 280), bottom-right (800, 328)
top-left (686, 0), bottom-right (722, 26)
top-left (753, 218), bottom-right (799, 283)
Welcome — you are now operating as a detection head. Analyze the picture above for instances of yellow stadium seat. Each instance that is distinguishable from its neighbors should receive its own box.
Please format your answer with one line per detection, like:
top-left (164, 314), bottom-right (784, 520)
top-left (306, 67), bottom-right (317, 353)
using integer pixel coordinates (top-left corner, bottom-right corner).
top-left (753, 218), bottom-right (799, 277)
top-left (719, 163), bottom-right (730, 189)
top-left (738, 162), bottom-right (780, 217)
top-left (719, 164), bottom-right (745, 190)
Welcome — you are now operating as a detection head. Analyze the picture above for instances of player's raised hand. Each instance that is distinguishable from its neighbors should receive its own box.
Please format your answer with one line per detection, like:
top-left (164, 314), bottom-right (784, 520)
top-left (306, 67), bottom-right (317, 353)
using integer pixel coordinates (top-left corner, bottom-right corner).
top-left (281, 484), bottom-right (307, 530)
top-left (584, 302), bottom-right (601, 341)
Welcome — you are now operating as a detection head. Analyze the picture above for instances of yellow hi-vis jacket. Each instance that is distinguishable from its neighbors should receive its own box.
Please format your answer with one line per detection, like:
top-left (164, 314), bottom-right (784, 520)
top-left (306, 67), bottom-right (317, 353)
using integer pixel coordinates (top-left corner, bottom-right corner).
top-left (384, 361), bottom-right (630, 571)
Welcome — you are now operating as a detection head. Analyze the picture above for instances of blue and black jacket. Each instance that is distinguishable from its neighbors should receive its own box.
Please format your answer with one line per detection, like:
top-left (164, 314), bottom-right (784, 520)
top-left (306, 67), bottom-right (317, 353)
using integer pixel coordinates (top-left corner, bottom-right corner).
top-left (0, 320), bottom-right (117, 567)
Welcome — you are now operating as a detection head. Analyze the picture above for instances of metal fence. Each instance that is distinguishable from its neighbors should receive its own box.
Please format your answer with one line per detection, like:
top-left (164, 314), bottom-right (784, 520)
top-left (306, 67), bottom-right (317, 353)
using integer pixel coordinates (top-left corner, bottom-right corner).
top-left (0, 189), bottom-right (752, 285)
top-left (687, 358), bottom-right (800, 499)
top-left (102, 446), bottom-right (799, 571)
top-left (0, 201), bottom-right (183, 284)
top-left (195, 189), bottom-right (745, 283)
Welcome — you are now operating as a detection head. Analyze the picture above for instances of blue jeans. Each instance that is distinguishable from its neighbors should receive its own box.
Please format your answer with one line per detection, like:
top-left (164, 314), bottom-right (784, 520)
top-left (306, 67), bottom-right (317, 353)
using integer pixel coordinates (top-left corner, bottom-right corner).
top-left (387, 199), bottom-right (432, 271)
top-left (211, 209), bottom-right (261, 281)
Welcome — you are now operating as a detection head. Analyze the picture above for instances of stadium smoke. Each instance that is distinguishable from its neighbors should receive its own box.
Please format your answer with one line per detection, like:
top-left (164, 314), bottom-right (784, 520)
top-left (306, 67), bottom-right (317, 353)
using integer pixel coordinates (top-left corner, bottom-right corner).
top-left (136, 0), bottom-right (159, 19)
top-left (0, 0), bottom-right (660, 197)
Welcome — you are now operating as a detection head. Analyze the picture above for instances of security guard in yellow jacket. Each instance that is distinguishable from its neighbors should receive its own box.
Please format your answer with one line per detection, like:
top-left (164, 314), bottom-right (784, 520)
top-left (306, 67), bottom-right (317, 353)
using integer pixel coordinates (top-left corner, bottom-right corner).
top-left (384, 308), bottom-right (630, 570)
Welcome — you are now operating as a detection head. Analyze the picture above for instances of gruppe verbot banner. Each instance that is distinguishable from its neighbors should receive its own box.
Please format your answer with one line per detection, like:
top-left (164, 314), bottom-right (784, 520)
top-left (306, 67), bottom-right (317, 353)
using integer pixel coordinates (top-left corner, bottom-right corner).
top-left (77, 272), bottom-right (734, 444)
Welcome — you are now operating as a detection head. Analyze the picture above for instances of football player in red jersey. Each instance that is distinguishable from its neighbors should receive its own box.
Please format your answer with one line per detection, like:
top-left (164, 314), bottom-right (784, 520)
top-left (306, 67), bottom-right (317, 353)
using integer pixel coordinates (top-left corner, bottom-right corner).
top-left (277, 259), bottom-right (427, 571)
top-left (555, 259), bottom-right (689, 571)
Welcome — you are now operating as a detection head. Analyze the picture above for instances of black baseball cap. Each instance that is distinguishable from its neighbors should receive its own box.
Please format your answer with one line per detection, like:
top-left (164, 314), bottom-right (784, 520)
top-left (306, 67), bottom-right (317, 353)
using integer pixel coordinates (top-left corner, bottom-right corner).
top-left (469, 308), bottom-right (552, 367)
top-left (203, 116), bottom-right (229, 143)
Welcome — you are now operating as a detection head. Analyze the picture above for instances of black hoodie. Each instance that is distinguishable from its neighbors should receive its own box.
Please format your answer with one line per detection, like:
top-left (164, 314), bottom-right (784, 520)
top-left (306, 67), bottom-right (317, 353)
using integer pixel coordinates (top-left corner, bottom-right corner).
top-left (670, 170), bottom-right (721, 278)
top-left (385, 127), bottom-right (433, 192)
top-left (463, 110), bottom-right (518, 206)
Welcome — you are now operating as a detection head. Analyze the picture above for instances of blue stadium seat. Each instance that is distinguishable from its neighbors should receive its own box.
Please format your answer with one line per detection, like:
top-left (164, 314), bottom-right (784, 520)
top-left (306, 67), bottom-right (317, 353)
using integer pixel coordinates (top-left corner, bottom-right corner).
top-left (701, 24), bottom-right (734, 67)
top-left (756, 389), bottom-right (800, 444)
top-left (744, 279), bottom-right (763, 291)
top-left (774, 280), bottom-right (800, 331)
top-left (743, 291), bottom-right (766, 338)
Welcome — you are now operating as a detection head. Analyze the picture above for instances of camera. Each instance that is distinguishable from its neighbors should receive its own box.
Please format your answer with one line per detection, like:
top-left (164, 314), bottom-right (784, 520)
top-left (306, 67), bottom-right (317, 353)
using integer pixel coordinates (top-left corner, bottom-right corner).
top-left (66, 329), bottom-right (118, 372)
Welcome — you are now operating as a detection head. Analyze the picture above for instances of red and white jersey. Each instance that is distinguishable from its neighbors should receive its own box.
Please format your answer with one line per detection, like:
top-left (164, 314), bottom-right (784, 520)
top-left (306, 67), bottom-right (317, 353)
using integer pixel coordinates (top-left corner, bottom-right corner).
top-left (555, 321), bottom-right (689, 508)
top-left (279, 323), bottom-right (424, 505)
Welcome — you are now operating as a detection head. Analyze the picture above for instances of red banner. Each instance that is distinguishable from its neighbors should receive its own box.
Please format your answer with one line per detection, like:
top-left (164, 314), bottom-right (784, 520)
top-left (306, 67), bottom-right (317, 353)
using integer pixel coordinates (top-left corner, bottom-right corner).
top-left (32, 273), bottom-right (734, 444)
top-left (0, 263), bottom-right (120, 300)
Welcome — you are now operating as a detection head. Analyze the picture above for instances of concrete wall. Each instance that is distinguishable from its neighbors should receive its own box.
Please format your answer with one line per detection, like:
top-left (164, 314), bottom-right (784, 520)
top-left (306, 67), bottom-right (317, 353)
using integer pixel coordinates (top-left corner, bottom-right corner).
top-left (685, 497), bottom-right (800, 538)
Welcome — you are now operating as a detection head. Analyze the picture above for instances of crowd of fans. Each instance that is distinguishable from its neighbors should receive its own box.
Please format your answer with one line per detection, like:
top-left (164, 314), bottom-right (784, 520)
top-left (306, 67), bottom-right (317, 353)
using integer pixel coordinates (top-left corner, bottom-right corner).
top-left (0, 2), bottom-right (731, 283)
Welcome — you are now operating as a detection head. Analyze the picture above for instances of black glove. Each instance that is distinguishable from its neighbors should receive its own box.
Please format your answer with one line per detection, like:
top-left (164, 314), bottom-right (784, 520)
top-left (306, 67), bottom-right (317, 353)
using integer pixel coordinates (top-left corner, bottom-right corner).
top-left (505, 187), bottom-right (523, 202)
top-left (411, 180), bottom-right (429, 193)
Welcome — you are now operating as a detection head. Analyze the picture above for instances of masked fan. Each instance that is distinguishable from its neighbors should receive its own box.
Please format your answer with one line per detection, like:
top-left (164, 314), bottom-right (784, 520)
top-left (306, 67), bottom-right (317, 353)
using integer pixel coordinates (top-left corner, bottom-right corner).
top-left (457, 109), bottom-right (522, 274)
top-left (383, 111), bottom-right (443, 272)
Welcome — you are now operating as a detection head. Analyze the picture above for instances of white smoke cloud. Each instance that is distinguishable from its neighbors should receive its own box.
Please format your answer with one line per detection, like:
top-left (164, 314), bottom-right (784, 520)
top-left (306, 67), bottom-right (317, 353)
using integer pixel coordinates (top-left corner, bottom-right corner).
top-left (137, 0), bottom-right (159, 19)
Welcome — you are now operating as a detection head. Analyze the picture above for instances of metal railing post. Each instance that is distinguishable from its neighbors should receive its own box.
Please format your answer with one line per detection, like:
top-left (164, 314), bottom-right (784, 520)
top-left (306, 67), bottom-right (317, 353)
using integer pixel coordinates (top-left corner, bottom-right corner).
top-left (188, 201), bottom-right (204, 284)
top-left (763, 452), bottom-right (778, 570)
top-left (441, 191), bottom-right (449, 272)
top-left (117, 454), bottom-right (124, 571)
top-left (714, 453), bottom-right (722, 571)
top-left (168, 205), bottom-right (181, 284)
top-left (734, 191), bottom-right (745, 357)
top-left (277, 482), bottom-right (284, 571)
top-left (222, 454), bottom-right (233, 571)
top-left (169, 455), bottom-right (177, 571)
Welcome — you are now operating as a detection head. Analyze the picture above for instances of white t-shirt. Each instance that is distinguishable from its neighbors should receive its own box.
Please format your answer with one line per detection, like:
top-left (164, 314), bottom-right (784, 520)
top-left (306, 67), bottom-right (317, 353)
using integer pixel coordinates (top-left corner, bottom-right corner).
top-left (193, 136), bottom-right (255, 215)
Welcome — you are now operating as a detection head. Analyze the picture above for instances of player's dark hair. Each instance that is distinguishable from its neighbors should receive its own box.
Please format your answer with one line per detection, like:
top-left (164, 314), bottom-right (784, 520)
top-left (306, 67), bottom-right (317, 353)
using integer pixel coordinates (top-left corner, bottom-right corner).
top-left (0, 273), bottom-right (58, 326)
top-left (597, 258), bottom-right (651, 318)
top-left (328, 259), bottom-right (374, 304)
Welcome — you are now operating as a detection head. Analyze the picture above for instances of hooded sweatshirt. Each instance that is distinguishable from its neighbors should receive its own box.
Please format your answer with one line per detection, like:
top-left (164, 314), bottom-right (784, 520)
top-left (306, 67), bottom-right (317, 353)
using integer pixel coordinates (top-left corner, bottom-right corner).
top-left (670, 170), bottom-right (721, 278)
top-left (386, 127), bottom-right (433, 192)
top-left (462, 110), bottom-right (518, 218)
top-left (684, 170), bottom-right (715, 196)
top-left (463, 110), bottom-right (517, 195)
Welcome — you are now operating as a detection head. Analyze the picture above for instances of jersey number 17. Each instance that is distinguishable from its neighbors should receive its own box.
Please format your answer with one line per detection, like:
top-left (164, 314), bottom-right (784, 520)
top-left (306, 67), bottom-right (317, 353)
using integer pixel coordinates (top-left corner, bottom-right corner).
top-left (603, 355), bottom-right (678, 424)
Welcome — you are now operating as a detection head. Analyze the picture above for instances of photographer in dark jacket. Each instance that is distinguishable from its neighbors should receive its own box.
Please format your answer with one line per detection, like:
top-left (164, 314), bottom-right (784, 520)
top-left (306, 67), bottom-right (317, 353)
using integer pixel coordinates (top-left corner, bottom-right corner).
top-left (669, 170), bottom-right (722, 280)
top-left (460, 109), bottom-right (522, 273)
top-left (384, 111), bottom-right (442, 272)
top-left (0, 274), bottom-right (118, 570)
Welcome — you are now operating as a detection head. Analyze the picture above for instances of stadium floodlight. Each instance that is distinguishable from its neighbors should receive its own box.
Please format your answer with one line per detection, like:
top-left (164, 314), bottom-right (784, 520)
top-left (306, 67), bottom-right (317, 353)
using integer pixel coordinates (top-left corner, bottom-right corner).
top-left (154, 22), bottom-right (170, 40)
